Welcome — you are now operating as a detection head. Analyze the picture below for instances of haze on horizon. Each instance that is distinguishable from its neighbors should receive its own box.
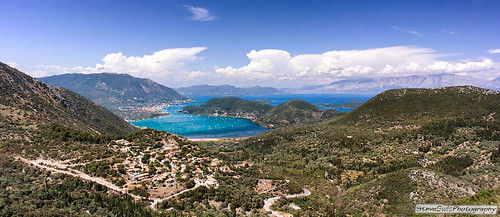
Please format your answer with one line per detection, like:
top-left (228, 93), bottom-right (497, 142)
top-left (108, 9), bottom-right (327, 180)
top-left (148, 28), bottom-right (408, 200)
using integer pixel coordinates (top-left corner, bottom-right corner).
top-left (1, 0), bottom-right (499, 88)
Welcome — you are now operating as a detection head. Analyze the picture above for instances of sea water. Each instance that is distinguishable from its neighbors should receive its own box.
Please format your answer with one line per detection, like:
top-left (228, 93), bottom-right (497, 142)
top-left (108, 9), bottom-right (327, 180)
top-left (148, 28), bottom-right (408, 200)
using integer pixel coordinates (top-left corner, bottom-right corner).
top-left (131, 104), bottom-right (268, 138)
top-left (131, 93), bottom-right (374, 138)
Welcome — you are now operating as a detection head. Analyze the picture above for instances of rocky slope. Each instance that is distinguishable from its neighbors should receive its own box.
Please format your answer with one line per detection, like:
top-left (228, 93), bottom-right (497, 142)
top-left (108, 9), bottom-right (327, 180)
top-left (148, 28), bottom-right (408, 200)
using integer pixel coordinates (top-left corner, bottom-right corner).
top-left (0, 62), bottom-right (136, 137)
top-left (40, 73), bottom-right (192, 120)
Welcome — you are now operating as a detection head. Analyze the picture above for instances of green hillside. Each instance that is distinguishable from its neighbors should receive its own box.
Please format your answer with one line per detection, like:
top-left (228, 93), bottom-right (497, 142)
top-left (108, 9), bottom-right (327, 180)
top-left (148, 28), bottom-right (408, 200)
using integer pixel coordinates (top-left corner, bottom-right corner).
top-left (40, 73), bottom-right (191, 120)
top-left (338, 86), bottom-right (500, 126)
top-left (180, 97), bottom-right (274, 120)
top-left (320, 109), bottom-right (345, 121)
top-left (256, 99), bottom-right (325, 128)
top-left (181, 97), bottom-right (346, 128)
top-left (203, 86), bottom-right (500, 216)
top-left (0, 62), bottom-right (136, 137)
top-left (3, 67), bottom-right (499, 217)
top-left (315, 100), bottom-right (364, 109)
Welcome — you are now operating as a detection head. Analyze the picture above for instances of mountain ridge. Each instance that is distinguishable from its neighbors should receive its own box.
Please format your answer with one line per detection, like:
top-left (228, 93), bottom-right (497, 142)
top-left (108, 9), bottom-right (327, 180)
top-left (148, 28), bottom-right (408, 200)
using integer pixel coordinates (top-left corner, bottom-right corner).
top-left (39, 73), bottom-right (192, 120)
top-left (180, 97), bottom-right (274, 121)
top-left (181, 97), bottom-right (345, 128)
top-left (256, 99), bottom-right (327, 128)
top-left (0, 62), bottom-right (136, 137)
top-left (300, 73), bottom-right (500, 93)
top-left (176, 84), bottom-right (286, 95)
top-left (40, 73), bottom-right (190, 106)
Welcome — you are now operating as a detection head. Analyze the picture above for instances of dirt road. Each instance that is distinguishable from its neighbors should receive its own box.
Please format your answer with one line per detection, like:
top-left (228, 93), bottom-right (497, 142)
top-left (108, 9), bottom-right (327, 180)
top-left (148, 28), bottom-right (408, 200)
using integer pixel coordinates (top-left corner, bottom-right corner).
top-left (149, 181), bottom-right (201, 210)
top-left (17, 157), bottom-right (142, 200)
top-left (263, 188), bottom-right (311, 217)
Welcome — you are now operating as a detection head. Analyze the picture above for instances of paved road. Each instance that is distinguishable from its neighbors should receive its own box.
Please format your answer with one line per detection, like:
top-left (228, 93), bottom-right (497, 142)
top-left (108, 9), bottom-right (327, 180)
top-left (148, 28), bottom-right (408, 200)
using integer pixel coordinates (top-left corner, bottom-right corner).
top-left (263, 188), bottom-right (311, 217)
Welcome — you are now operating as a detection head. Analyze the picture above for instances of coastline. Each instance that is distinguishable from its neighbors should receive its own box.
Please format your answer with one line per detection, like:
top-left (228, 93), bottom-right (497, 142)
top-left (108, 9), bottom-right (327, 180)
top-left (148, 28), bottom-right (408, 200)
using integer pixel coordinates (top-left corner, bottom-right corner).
top-left (188, 136), bottom-right (250, 142)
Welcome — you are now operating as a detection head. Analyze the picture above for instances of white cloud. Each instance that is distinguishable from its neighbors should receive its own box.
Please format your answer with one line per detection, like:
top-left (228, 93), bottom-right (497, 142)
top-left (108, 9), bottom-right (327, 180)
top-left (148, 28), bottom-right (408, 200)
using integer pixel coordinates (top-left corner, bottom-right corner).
top-left (214, 46), bottom-right (498, 86)
top-left (182, 5), bottom-right (215, 21)
top-left (95, 47), bottom-right (207, 80)
top-left (11, 63), bottom-right (96, 78)
top-left (488, 49), bottom-right (500, 54)
top-left (16, 47), bottom-right (208, 85)
top-left (392, 26), bottom-right (423, 38)
top-left (12, 46), bottom-right (500, 88)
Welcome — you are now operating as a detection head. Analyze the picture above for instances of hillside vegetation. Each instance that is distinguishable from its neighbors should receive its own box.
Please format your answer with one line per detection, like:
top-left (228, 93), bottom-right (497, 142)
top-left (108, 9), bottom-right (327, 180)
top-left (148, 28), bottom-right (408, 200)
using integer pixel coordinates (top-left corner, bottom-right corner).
top-left (200, 86), bottom-right (500, 216)
top-left (40, 73), bottom-right (192, 120)
top-left (2, 63), bottom-right (499, 216)
top-left (315, 100), bottom-right (364, 109)
top-left (0, 62), bottom-right (136, 137)
top-left (180, 97), bottom-right (273, 121)
top-left (0, 63), bottom-right (272, 216)
top-left (256, 99), bottom-right (326, 128)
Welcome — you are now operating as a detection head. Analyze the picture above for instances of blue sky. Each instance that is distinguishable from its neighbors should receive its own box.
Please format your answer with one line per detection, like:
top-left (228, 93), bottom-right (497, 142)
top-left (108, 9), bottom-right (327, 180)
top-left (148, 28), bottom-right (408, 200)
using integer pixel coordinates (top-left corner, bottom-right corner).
top-left (1, 0), bottom-right (499, 87)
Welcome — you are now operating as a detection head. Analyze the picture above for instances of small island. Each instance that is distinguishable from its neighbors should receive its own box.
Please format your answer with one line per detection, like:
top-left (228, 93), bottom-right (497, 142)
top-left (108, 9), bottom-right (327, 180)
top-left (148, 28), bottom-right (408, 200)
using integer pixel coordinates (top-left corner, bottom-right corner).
top-left (180, 97), bottom-right (345, 128)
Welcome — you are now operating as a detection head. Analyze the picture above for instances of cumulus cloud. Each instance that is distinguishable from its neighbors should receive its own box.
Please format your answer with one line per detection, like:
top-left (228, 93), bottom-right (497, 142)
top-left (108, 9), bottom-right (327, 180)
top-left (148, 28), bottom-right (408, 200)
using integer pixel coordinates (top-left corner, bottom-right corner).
top-left (12, 46), bottom-right (500, 88)
top-left (95, 47), bottom-right (207, 80)
top-left (182, 5), bottom-right (215, 21)
top-left (488, 49), bottom-right (500, 54)
top-left (16, 47), bottom-right (208, 85)
top-left (214, 46), bottom-right (498, 86)
top-left (10, 63), bottom-right (96, 78)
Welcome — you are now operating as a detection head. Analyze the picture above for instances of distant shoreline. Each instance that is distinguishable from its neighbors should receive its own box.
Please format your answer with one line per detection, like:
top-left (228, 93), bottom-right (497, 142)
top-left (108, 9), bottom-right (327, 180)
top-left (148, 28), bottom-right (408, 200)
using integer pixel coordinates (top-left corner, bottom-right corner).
top-left (188, 137), bottom-right (250, 142)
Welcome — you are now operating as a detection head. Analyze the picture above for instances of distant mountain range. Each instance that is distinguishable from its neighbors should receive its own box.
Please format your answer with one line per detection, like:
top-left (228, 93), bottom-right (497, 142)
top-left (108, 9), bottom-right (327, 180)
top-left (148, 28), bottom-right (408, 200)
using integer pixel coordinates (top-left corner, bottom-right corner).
top-left (39, 73), bottom-right (192, 120)
top-left (176, 84), bottom-right (286, 95)
top-left (0, 62), bottom-right (136, 136)
top-left (299, 73), bottom-right (500, 93)
top-left (40, 73), bottom-right (190, 107)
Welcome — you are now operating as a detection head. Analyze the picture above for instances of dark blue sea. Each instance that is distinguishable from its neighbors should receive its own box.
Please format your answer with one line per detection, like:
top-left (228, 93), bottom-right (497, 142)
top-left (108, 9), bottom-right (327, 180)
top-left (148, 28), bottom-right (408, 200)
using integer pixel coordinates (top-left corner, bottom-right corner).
top-left (130, 93), bottom-right (374, 138)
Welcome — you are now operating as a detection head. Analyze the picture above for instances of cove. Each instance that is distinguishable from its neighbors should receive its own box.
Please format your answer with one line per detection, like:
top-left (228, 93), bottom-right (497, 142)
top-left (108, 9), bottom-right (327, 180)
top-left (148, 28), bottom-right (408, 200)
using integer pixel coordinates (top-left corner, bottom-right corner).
top-left (131, 93), bottom-right (375, 138)
top-left (130, 105), bottom-right (269, 138)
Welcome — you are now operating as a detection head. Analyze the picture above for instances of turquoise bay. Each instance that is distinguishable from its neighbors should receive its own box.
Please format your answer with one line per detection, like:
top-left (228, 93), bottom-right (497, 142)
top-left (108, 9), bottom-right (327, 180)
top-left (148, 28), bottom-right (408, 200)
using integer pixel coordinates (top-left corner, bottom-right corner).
top-left (131, 105), bottom-right (268, 138)
top-left (131, 94), bottom-right (374, 138)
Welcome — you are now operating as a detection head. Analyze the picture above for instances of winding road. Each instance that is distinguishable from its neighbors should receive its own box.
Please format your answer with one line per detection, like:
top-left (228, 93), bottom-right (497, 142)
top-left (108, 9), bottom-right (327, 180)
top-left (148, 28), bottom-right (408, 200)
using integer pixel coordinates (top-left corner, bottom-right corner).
top-left (18, 156), bottom-right (311, 215)
top-left (17, 157), bottom-right (143, 199)
top-left (17, 157), bottom-right (205, 211)
top-left (149, 181), bottom-right (201, 210)
top-left (263, 188), bottom-right (311, 217)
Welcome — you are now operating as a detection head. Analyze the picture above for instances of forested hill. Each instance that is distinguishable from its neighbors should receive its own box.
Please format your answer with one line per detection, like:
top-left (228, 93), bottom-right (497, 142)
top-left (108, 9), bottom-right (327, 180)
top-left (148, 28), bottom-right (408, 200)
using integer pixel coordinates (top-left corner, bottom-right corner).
top-left (255, 99), bottom-right (330, 128)
top-left (0, 62), bottom-right (136, 137)
top-left (181, 97), bottom-right (345, 128)
top-left (222, 85), bottom-right (500, 216)
top-left (40, 73), bottom-right (191, 107)
top-left (338, 86), bottom-right (500, 125)
top-left (180, 97), bottom-right (274, 121)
